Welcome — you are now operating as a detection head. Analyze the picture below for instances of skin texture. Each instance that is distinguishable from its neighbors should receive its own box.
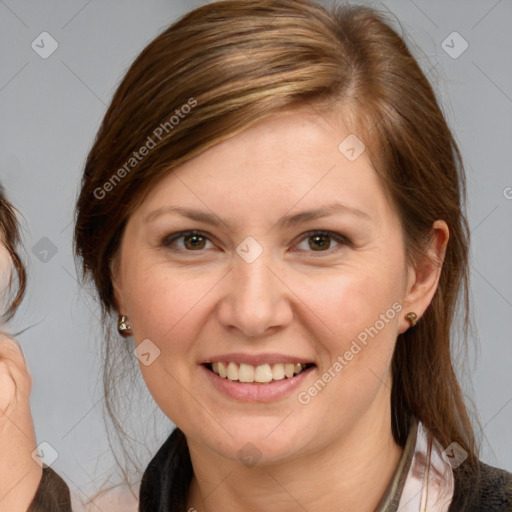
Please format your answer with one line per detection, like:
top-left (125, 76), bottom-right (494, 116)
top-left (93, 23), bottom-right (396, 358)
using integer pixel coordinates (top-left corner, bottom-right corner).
top-left (113, 107), bottom-right (448, 511)
top-left (0, 334), bottom-right (43, 512)
top-left (0, 241), bottom-right (42, 512)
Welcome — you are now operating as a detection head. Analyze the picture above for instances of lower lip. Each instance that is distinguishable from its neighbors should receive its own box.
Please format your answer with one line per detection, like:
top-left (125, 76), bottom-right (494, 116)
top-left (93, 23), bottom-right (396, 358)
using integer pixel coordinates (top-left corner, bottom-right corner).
top-left (201, 364), bottom-right (315, 402)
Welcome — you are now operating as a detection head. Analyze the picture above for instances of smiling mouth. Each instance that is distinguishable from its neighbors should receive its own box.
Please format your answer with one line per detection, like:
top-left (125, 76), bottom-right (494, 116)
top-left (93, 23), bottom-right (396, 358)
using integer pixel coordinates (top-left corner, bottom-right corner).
top-left (204, 362), bottom-right (316, 384)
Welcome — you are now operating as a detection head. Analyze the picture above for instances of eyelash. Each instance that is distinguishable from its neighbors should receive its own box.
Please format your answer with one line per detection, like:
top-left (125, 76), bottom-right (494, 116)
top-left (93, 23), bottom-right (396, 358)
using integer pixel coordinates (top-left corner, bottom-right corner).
top-left (160, 229), bottom-right (350, 255)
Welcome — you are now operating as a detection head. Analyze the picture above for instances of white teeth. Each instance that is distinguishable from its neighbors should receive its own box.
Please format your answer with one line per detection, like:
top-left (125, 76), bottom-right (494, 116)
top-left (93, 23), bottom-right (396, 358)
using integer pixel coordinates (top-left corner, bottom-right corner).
top-left (271, 363), bottom-right (285, 380)
top-left (227, 362), bottom-right (239, 381)
top-left (239, 363), bottom-right (255, 383)
top-left (254, 364), bottom-right (273, 383)
top-left (284, 363), bottom-right (295, 378)
top-left (210, 361), bottom-right (309, 382)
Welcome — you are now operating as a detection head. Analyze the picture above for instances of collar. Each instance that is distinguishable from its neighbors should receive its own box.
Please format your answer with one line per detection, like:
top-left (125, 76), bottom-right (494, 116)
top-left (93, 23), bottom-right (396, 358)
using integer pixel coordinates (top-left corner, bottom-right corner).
top-left (375, 417), bottom-right (455, 511)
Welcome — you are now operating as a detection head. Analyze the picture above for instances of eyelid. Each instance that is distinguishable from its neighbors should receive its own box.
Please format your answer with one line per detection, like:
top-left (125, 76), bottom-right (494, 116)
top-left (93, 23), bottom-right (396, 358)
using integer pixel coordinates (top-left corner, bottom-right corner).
top-left (160, 229), bottom-right (350, 253)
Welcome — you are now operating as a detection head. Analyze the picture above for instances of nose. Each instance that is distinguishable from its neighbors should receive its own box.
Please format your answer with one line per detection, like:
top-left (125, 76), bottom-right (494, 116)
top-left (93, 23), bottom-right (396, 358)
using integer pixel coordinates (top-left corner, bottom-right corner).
top-left (216, 248), bottom-right (293, 338)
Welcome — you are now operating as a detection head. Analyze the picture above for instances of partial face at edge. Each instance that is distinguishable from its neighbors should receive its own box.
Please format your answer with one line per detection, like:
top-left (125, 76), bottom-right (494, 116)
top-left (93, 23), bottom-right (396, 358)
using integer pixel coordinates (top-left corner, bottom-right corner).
top-left (0, 233), bottom-right (15, 319)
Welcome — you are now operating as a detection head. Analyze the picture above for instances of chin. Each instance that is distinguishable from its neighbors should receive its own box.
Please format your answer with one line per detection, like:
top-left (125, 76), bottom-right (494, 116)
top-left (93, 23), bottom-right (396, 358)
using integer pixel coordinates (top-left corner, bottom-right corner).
top-left (197, 415), bottom-right (316, 467)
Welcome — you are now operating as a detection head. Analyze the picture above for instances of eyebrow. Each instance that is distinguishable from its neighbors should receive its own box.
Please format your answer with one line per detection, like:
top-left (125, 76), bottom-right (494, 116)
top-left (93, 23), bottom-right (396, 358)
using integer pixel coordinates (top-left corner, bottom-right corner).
top-left (144, 202), bottom-right (372, 230)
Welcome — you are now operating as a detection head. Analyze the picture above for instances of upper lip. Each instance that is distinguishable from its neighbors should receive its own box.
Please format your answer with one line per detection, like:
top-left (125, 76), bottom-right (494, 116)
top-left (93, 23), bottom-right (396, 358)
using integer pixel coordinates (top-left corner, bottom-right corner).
top-left (201, 353), bottom-right (316, 366)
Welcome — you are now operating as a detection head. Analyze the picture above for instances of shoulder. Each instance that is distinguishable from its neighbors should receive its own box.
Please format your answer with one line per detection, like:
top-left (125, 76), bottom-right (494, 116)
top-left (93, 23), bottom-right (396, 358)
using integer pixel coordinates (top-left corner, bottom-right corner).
top-left (451, 459), bottom-right (512, 511)
top-left (140, 427), bottom-right (193, 510)
top-left (475, 461), bottom-right (512, 510)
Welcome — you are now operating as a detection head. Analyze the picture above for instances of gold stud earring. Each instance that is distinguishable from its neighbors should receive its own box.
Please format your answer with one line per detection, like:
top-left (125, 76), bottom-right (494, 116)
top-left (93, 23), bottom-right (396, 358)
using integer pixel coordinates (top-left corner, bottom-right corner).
top-left (406, 312), bottom-right (418, 327)
top-left (117, 315), bottom-right (132, 337)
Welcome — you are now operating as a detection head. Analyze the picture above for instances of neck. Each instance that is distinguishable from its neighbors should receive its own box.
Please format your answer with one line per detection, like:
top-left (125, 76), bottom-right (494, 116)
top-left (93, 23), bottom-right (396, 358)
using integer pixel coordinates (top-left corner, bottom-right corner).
top-left (186, 386), bottom-right (404, 512)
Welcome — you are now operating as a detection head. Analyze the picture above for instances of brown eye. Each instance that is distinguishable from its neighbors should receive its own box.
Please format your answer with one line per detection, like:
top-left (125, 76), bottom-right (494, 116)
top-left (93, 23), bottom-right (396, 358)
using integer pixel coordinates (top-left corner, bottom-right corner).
top-left (295, 230), bottom-right (349, 254)
top-left (308, 233), bottom-right (331, 251)
top-left (161, 230), bottom-right (213, 251)
top-left (183, 233), bottom-right (207, 250)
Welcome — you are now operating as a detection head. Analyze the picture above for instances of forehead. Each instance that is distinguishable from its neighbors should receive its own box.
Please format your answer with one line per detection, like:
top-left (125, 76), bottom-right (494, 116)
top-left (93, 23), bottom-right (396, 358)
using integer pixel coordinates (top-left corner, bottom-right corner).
top-left (134, 108), bottom-right (393, 229)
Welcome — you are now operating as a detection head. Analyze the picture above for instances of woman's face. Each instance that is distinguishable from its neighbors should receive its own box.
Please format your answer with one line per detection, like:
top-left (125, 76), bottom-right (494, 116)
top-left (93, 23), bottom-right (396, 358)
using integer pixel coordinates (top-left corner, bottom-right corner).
top-left (113, 108), bottom-right (422, 466)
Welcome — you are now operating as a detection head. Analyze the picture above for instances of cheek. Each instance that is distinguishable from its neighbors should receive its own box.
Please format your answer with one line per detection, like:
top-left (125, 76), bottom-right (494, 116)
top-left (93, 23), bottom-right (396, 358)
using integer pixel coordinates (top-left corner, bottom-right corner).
top-left (291, 253), bottom-right (404, 414)
top-left (294, 258), bottom-right (403, 348)
top-left (124, 259), bottom-right (218, 343)
top-left (122, 264), bottom-right (222, 418)
top-left (292, 267), bottom-right (402, 435)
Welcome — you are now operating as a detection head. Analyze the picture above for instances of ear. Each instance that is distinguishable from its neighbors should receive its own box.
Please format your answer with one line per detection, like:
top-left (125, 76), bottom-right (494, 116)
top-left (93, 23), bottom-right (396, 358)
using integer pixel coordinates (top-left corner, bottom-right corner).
top-left (399, 220), bottom-right (449, 334)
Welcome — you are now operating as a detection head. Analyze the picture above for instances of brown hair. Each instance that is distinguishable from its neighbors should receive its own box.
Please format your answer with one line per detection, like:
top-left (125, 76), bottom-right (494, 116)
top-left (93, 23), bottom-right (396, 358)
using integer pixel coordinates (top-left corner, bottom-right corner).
top-left (0, 184), bottom-right (27, 321)
top-left (73, 0), bottom-right (481, 502)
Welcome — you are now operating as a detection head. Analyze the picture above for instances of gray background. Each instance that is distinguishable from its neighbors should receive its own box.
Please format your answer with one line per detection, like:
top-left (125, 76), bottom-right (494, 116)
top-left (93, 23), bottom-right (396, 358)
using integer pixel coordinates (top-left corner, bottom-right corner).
top-left (0, 0), bottom-right (511, 499)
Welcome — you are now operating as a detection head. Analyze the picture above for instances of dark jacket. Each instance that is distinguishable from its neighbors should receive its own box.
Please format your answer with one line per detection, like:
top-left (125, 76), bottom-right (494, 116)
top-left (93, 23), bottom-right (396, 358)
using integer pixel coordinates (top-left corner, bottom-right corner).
top-left (138, 427), bottom-right (512, 512)
top-left (29, 426), bottom-right (512, 511)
